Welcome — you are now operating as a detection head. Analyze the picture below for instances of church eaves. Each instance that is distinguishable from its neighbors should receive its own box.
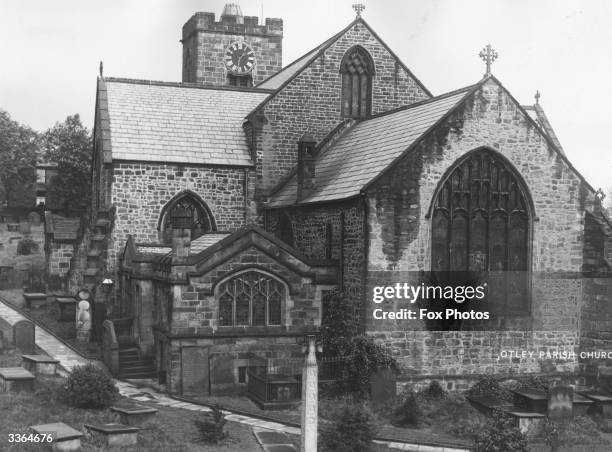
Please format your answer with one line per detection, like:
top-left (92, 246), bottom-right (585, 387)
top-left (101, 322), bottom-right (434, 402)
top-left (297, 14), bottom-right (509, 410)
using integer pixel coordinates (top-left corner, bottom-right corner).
top-left (101, 78), bottom-right (271, 166)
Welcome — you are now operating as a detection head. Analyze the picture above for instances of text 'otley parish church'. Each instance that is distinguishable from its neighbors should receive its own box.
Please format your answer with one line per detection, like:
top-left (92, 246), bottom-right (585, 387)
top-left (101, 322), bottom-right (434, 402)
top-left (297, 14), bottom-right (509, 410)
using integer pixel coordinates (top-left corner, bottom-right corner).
top-left (67, 3), bottom-right (612, 395)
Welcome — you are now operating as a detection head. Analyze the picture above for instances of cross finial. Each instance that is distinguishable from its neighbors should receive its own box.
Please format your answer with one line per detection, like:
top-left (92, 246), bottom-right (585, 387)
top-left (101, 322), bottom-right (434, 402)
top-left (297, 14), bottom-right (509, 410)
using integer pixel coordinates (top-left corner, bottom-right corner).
top-left (535, 90), bottom-right (541, 105)
top-left (479, 44), bottom-right (498, 77)
top-left (596, 188), bottom-right (606, 202)
top-left (352, 3), bottom-right (365, 18)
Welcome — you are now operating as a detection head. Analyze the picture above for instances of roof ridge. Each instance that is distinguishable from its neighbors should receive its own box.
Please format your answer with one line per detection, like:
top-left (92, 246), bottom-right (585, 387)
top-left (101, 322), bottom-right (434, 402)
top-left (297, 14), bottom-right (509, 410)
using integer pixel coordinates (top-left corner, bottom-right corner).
top-left (368, 83), bottom-right (479, 120)
top-left (103, 77), bottom-right (274, 94)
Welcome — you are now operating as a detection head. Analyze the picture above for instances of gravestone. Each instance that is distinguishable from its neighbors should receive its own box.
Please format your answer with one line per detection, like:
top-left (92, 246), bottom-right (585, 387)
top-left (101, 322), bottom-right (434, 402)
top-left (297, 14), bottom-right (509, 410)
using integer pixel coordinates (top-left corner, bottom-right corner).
top-left (19, 222), bottom-right (31, 234)
top-left (28, 211), bottom-right (40, 226)
top-left (370, 368), bottom-right (397, 405)
top-left (548, 385), bottom-right (573, 420)
top-left (13, 320), bottom-right (35, 354)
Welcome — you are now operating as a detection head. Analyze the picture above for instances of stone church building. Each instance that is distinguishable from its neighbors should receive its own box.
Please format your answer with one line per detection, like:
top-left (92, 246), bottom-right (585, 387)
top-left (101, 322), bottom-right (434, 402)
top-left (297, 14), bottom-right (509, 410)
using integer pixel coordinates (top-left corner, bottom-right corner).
top-left (80, 4), bottom-right (612, 395)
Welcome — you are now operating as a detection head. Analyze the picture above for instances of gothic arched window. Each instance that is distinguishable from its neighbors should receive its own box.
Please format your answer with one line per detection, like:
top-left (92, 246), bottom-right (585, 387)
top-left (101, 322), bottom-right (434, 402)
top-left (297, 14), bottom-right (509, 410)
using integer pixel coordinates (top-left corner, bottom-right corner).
top-left (217, 271), bottom-right (285, 327)
top-left (159, 193), bottom-right (215, 244)
top-left (431, 150), bottom-right (531, 314)
top-left (340, 46), bottom-right (374, 118)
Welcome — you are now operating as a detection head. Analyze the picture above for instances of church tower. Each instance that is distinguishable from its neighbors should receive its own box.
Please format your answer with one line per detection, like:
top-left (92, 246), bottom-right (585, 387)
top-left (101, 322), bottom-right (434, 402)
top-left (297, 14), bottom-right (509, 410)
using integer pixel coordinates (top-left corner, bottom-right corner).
top-left (181, 3), bottom-right (283, 87)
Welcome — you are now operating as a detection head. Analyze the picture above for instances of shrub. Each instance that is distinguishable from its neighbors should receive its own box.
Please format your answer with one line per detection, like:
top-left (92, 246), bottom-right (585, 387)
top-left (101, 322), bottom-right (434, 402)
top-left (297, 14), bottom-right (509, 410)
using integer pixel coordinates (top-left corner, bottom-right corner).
top-left (473, 409), bottom-right (528, 452)
top-left (61, 364), bottom-right (119, 408)
top-left (193, 404), bottom-right (227, 444)
top-left (319, 402), bottom-right (377, 452)
top-left (543, 416), bottom-right (605, 452)
top-left (423, 380), bottom-right (446, 399)
top-left (392, 390), bottom-right (422, 427)
top-left (320, 291), bottom-right (398, 397)
top-left (16, 238), bottom-right (39, 255)
top-left (466, 375), bottom-right (510, 402)
top-left (419, 393), bottom-right (488, 439)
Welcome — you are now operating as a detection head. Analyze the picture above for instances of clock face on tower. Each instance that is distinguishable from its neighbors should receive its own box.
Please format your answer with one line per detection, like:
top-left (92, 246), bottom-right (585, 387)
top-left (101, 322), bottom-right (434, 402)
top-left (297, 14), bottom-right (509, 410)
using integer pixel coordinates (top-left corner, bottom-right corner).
top-left (224, 41), bottom-right (256, 74)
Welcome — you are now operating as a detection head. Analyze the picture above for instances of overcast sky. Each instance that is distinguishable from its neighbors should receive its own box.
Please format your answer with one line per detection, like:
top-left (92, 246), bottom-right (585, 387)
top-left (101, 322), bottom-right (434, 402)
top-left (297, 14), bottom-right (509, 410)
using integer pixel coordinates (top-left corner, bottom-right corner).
top-left (1, 0), bottom-right (610, 191)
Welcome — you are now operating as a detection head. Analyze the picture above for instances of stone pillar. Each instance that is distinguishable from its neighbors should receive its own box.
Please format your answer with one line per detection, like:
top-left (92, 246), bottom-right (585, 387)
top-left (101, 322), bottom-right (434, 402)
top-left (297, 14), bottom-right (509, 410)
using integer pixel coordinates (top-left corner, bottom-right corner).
top-left (301, 335), bottom-right (318, 452)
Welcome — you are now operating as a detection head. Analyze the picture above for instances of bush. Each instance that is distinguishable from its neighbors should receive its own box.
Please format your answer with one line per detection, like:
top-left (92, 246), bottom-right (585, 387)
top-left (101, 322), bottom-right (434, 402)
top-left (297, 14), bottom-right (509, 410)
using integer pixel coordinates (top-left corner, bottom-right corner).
top-left (319, 402), bottom-right (377, 452)
top-left (419, 393), bottom-right (488, 439)
top-left (473, 410), bottom-right (528, 452)
top-left (320, 291), bottom-right (398, 397)
top-left (466, 375), bottom-right (511, 402)
top-left (16, 238), bottom-right (39, 255)
top-left (392, 390), bottom-right (422, 427)
top-left (61, 364), bottom-right (119, 408)
top-left (543, 416), bottom-right (606, 452)
top-left (423, 380), bottom-right (446, 399)
top-left (193, 404), bottom-right (227, 444)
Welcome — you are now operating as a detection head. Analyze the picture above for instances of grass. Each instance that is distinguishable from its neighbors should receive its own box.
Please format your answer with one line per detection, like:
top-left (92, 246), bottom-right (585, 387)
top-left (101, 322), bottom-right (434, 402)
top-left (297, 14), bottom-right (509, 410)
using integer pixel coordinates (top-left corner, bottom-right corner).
top-left (0, 369), bottom-right (262, 451)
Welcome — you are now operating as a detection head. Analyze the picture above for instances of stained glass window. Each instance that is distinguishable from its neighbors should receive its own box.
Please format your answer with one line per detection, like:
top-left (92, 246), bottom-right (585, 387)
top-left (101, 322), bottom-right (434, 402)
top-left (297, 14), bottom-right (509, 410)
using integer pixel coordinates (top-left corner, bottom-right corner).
top-left (431, 150), bottom-right (530, 313)
top-left (217, 271), bottom-right (285, 327)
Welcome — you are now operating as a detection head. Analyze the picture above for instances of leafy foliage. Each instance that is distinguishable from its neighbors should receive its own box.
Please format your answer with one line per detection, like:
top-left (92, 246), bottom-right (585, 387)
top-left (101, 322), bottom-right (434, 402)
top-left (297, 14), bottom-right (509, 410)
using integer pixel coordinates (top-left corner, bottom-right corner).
top-left (0, 110), bottom-right (38, 208)
top-left (320, 291), bottom-right (398, 397)
top-left (41, 114), bottom-right (91, 210)
top-left (473, 409), bottom-right (528, 452)
top-left (391, 389), bottom-right (422, 427)
top-left (319, 401), bottom-right (377, 452)
top-left (543, 416), bottom-right (606, 452)
top-left (466, 375), bottom-right (509, 401)
top-left (423, 380), bottom-right (446, 399)
top-left (61, 363), bottom-right (119, 408)
top-left (193, 404), bottom-right (228, 444)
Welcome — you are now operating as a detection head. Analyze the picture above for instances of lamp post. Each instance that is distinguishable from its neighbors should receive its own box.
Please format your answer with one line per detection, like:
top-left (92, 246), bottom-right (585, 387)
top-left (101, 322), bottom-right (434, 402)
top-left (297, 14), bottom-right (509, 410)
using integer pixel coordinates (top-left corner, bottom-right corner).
top-left (93, 278), bottom-right (113, 342)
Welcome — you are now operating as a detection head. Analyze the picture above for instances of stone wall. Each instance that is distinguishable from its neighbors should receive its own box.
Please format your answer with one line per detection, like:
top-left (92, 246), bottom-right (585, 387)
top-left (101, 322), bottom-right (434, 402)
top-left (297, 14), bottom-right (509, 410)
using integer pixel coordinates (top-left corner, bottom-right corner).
top-left (253, 20), bottom-right (430, 195)
top-left (267, 200), bottom-right (365, 315)
top-left (181, 12), bottom-right (282, 86)
top-left (47, 241), bottom-right (74, 277)
top-left (108, 162), bottom-right (256, 271)
top-left (171, 246), bottom-right (325, 335)
top-left (364, 78), bottom-right (596, 376)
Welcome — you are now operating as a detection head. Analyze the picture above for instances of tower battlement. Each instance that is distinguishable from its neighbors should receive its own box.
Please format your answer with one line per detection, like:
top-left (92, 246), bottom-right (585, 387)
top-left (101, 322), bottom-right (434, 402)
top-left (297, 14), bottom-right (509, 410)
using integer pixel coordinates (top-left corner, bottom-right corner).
top-left (182, 12), bottom-right (283, 42)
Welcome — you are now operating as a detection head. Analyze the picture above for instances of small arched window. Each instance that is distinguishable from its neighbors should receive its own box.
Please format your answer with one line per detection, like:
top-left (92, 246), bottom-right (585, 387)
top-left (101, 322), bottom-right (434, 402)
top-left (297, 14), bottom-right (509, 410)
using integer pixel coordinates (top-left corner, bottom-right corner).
top-left (340, 46), bottom-right (374, 118)
top-left (159, 193), bottom-right (215, 244)
top-left (431, 149), bottom-right (531, 314)
top-left (217, 271), bottom-right (285, 327)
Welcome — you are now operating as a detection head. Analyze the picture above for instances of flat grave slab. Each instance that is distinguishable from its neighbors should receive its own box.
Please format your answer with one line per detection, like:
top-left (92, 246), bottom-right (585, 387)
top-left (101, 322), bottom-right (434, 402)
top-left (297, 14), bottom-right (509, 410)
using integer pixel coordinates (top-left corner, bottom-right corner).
top-left (502, 409), bottom-right (546, 437)
top-left (30, 422), bottom-right (83, 452)
top-left (23, 292), bottom-right (49, 310)
top-left (572, 393), bottom-right (594, 417)
top-left (111, 404), bottom-right (158, 426)
top-left (22, 354), bottom-right (60, 375)
top-left (85, 423), bottom-right (139, 448)
top-left (578, 392), bottom-right (612, 417)
top-left (0, 367), bottom-right (35, 392)
top-left (55, 297), bottom-right (77, 321)
top-left (512, 388), bottom-right (548, 413)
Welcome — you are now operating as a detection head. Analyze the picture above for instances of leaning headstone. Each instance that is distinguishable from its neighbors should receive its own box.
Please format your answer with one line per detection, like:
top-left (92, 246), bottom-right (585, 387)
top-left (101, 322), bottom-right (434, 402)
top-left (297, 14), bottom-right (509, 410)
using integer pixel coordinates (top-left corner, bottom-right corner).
top-left (13, 320), bottom-right (35, 354)
top-left (548, 385), bottom-right (573, 420)
top-left (370, 368), bottom-right (397, 406)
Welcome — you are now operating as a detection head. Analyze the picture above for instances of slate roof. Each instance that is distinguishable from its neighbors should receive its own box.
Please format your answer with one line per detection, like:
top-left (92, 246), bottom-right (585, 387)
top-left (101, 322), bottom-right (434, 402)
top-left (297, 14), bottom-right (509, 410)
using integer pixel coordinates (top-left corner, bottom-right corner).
top-left (45, 214), bottom-right (81, 240)
top-left (190, 233), bottom-right (231, 253)
top-left (104, 79), bottom-right (270, 166)
top-left (268, 87), bottom-right (474, 207)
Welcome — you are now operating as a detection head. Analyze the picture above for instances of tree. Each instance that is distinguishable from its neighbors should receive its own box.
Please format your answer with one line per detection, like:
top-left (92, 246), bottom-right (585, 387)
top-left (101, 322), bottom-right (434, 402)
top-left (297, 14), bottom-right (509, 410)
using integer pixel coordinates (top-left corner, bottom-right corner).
top-left (0, 110), bottom-right (38, 208)
top-left (42, 114), bottom-right (92, 211)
